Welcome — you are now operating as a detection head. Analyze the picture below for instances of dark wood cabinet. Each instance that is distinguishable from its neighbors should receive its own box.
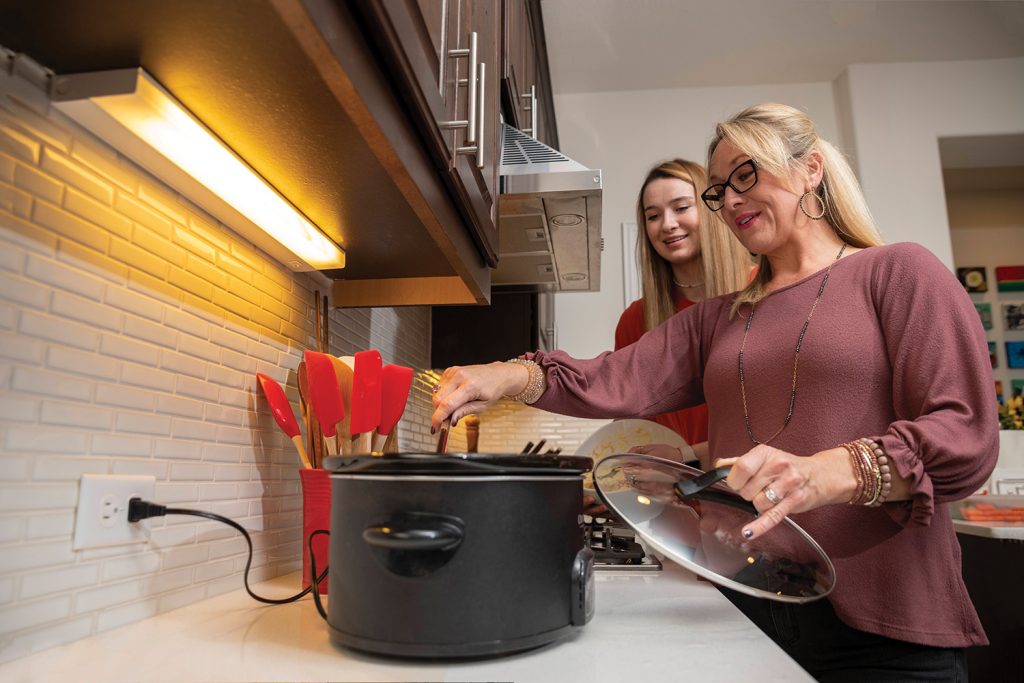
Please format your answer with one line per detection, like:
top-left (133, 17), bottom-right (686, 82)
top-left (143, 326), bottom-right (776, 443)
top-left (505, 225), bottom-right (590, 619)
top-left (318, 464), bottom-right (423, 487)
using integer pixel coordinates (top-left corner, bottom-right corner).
top-left (501, 0), bottom-right (557, 148)
top-left (354, 0), bottom-right (502, 266)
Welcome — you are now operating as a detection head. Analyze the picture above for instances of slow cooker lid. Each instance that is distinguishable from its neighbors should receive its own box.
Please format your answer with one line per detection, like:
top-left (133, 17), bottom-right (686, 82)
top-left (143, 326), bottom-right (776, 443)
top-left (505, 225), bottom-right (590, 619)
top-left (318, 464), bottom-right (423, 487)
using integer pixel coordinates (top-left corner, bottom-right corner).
top-left (593, 454), bottom-right (836, 604)
top-left (324, 452), bottom-right (592, 476)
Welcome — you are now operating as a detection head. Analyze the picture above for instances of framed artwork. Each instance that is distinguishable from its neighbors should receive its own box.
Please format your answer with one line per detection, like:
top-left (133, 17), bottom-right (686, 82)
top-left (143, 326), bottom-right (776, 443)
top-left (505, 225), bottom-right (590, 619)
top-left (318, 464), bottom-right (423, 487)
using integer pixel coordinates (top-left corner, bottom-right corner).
top-left (996, 380), bottom-right (1004, 404)
top-left (975, 303), bottom-right (993, 330)
top-left (989, 342), bottom-right (998, 369)
top-left (957, 267), bottom-right (987, 293)
top-left (1013, 379), bottom-right (1024, 396)
top-left (995, 265), bottom-right (1024, 292)
top-left (1004, 303), bottom-right (1024, 331)
top-left (1007, 341), bottom-right (1024, 369)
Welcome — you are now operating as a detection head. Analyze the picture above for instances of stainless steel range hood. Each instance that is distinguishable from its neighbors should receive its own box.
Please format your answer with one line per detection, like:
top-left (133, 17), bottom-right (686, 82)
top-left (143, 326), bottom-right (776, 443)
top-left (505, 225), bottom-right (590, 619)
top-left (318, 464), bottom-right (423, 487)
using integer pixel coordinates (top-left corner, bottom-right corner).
top-left (496, 124), bottom-right (602, 291)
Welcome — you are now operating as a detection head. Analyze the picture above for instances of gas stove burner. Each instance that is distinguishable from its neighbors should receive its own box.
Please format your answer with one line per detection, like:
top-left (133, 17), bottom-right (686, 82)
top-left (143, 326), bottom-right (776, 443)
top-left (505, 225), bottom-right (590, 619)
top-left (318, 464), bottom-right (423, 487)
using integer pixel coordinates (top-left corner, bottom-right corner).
top-left (584, 515), bottom-right (662, 572)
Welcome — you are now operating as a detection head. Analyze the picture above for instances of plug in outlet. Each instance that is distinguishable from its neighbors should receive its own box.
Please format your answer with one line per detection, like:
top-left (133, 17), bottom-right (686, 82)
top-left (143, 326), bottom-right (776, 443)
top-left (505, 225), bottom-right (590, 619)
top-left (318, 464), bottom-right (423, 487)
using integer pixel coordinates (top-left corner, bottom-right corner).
top-left (73, 474), bottom-right (156, 550)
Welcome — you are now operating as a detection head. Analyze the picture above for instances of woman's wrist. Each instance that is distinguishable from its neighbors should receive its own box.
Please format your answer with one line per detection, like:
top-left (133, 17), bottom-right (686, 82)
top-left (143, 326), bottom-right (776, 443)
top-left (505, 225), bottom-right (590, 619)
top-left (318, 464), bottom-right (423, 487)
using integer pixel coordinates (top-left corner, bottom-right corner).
top-left (501, 358), bottom-right (545, 404)
top-left (813, 446), bottom-right (861, 505)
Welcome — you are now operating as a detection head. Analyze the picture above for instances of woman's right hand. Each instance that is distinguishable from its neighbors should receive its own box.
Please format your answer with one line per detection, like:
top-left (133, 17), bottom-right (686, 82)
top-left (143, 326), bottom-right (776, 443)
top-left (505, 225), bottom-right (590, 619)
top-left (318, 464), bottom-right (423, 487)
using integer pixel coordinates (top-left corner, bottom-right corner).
top-left (430, 361), bottom-right (529, 431)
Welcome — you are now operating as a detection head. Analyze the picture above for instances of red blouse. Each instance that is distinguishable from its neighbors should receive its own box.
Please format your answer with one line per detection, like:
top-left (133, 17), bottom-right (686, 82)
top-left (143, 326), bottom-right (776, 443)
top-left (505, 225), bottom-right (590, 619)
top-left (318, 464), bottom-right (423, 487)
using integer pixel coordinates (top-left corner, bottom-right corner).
top-left (614, 291), bottom-right (709, 448)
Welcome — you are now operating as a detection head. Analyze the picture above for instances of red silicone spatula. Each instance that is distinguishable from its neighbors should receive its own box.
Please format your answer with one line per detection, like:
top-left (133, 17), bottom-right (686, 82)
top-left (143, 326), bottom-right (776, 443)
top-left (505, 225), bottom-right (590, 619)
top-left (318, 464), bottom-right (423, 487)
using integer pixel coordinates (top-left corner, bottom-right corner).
top-left (303, 350), bottom-right (345, 457)
top-left (374, 364), bottom-right (414, 453)
top-left (349, 350), bottom-right (382, 454)
top-left (256, 373), bottom-right (311, 469)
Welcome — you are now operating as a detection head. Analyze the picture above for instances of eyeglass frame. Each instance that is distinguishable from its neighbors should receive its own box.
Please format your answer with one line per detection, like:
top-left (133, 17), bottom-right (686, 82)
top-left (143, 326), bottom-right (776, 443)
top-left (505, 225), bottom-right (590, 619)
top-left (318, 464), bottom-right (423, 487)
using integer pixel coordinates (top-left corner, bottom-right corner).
top-left (700, 159), bottom-right (758, 212)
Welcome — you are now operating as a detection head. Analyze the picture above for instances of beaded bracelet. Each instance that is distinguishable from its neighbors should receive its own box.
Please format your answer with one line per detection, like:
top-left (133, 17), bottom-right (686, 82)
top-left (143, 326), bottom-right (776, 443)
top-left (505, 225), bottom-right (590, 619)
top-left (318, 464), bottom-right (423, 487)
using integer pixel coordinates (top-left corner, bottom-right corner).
top-left (503, 358), bottom-right (546, 404)
top-left (842, 438), bottom-right (892, 506)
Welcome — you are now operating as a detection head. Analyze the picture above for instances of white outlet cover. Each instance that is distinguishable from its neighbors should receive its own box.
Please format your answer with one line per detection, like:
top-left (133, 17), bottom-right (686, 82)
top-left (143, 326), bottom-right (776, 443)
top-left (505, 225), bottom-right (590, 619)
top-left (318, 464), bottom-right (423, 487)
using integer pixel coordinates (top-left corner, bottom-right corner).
top-left (73, 474), bottom-right (156, 550)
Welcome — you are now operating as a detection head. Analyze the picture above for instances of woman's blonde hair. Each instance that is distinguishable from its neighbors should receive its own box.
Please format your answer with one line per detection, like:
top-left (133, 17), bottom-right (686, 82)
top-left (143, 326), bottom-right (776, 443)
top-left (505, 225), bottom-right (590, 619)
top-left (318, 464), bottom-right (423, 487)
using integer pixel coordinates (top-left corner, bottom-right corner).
top-left (635, 159), bottom-right (753, 331)
top-left (706, 103), bottom-right (884, 314)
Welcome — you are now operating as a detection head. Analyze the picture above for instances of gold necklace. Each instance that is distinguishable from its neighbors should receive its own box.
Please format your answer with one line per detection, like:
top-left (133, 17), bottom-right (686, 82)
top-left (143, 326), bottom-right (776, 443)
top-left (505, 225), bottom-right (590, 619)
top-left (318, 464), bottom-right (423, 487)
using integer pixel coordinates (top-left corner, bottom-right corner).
top-left (672, 277), bottom-right (704, 288)
top-left (738, 243), bottom-right (846, 445)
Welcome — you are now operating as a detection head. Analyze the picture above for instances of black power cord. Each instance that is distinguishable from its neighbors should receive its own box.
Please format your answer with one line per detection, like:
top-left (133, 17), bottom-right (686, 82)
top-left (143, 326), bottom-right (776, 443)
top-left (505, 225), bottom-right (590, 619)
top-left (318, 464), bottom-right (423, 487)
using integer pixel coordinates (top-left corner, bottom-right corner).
top-left (128, 498), bottom-right (329, 617)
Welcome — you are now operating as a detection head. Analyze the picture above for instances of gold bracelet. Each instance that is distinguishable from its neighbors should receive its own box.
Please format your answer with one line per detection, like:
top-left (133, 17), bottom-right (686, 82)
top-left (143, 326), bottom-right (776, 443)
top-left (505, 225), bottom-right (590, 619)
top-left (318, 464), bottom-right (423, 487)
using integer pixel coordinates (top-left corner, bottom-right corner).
top-left (503, 358), bottom-right (545, 404)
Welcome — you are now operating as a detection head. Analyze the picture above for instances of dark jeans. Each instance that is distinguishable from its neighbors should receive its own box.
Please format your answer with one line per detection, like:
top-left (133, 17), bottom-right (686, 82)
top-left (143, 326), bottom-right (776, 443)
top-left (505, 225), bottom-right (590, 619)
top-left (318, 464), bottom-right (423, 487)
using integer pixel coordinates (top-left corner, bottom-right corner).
top-left (718, 587), bottom-right (968, 682)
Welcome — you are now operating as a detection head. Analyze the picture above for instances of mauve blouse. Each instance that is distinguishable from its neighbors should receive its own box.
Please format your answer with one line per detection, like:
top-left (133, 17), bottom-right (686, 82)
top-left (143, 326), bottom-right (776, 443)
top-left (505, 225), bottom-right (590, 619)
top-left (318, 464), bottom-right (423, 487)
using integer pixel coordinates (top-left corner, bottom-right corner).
top-left (531, 243), bottom-right (998, 647)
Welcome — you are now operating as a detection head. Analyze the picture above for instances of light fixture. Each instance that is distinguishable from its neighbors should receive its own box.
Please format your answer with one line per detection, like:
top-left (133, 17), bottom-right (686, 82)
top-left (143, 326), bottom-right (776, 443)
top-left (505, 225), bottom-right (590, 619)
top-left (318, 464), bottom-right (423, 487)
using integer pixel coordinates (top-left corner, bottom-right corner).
top-left (51, 68), bottom-right (345, 271)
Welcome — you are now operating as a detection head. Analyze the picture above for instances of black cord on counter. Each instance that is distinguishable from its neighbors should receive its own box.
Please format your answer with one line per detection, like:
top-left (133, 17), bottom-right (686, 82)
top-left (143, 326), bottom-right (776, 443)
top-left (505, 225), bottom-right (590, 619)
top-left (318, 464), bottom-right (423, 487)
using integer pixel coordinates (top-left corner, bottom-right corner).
top-left (128, 497), bottom-right (329, 614)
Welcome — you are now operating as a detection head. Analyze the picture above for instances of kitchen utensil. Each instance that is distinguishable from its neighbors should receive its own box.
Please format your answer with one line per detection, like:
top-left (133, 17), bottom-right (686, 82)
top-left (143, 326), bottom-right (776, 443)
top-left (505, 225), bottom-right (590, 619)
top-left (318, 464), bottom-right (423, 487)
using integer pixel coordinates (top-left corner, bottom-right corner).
top-left (435, 418), bottom-right (450, 454)
top-left (321, 294), bottom-right (329, 351)
top-left (324, 452), bottom-right (594, 657)
top-left (329, 356), bottom-right (354, 456)
top-left (529, 439), bottom-right (547, 455)
top-left (304, 350), bottom-right (345, 456)
top-left (463, 414), bottom-right (480, 454)
top-left (297, 361), bottom-right (324, 468)
top-left (349, 350), bottom-right (382, 454)
top-left (521, 441), bottom-right (534, 454)
top-left (314, 290), bottom-right (322, 351)
top-left (578, 419), bottom-right (694, 493)
top-left (593, 454), bottom-right (835, 603)
top-left (255, 373), bottom-right (311, 469)
top-left (374, 364), bottom-right (414, 453)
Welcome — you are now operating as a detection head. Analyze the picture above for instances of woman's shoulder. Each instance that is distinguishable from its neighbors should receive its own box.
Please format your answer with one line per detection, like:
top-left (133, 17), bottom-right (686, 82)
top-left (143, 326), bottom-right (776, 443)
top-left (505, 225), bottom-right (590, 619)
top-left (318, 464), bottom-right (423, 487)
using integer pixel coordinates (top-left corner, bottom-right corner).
top-left (615, 299), bottom-right (647, 348)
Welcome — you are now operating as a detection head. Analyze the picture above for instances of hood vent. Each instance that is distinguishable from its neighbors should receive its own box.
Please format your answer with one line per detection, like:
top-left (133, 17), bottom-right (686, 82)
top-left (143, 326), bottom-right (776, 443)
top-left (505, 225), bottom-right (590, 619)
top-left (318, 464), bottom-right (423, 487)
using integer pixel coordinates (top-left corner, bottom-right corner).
top-left (496, 124), bottom-right (602, 292)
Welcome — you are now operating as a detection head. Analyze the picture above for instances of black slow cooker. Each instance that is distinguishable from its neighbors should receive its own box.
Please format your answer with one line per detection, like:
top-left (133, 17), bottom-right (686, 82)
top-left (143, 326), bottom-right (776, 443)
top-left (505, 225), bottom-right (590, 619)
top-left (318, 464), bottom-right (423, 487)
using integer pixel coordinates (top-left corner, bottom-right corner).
top-left (323, 453), bottom-right (594, 658)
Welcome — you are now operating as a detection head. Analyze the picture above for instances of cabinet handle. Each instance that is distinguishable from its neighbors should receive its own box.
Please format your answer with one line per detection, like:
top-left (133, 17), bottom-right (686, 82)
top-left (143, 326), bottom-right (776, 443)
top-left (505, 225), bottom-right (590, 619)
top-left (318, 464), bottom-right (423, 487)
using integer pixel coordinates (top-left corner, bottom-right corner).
top-left (475, 62), bottom-right (485, 168)
top-left (443, 31), bottom-right (478, 144)
top-left (521, 85), bottom-right (537, 138)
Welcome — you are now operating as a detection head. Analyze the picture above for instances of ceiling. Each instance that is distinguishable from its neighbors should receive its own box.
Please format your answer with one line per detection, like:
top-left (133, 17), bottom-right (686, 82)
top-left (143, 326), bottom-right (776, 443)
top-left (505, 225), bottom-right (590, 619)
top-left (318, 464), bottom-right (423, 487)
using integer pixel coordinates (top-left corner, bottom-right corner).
top-left (541, 0), bottom-right (1024, 94)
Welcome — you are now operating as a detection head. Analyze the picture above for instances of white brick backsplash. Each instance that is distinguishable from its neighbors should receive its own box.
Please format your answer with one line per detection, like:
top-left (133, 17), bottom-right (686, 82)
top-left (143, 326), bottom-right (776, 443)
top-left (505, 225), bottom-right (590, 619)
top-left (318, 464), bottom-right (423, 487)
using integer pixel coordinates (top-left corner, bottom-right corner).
top-left (47, 346), bottom-right (119, 381)
top-left (40, 401), bottom-right (114, 430)
top-left (5, 426), bottom-right (89, 455)
top-left (25, 252), bottom-right (106, 302)
top-left (0, 540), bottom-right (75, 573)
top-left (31, 456), bottom-right (109, 481)
top-left (114, 411), bottom-right (172, 436)
top-left (13, 164), bottom-right (61, 205)
top-left (0, 596), bottom-right (73, 637)
top-left (104, 286), bottom-right (162, 321)
top-left (0, 272), bottom-right (50, 309)
top-left (95, 599), bottom-right (157, 634)
top-left (101, 553), bottom-right (161, 582)
top-left (110, 459), bottom-right (168, 479)
top-left (90, 434), bottom-right (151, 457)
top-left (0, 75), bottom-right (443, 663)
top-left (21, 563), bottom-right (100, 599)
top-left (95, 382), bottom-right (156, 411)
top-left (25, 511), bottom-right (75, 540)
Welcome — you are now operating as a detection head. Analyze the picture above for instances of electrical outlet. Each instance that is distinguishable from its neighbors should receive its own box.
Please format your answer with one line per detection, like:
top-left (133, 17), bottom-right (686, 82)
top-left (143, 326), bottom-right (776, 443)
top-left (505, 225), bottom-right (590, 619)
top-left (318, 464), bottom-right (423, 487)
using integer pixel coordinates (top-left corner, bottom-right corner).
top-left (73, 474), bottom-right (156, 550)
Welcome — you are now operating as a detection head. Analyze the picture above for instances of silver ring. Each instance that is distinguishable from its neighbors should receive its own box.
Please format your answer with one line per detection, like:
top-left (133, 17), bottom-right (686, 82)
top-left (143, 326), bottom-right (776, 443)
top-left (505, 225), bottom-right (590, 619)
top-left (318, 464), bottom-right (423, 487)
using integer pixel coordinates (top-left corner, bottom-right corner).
top-left (432, 383), bottom-right (440, 393)
top-left (763, 486), bottom-right (781, 506)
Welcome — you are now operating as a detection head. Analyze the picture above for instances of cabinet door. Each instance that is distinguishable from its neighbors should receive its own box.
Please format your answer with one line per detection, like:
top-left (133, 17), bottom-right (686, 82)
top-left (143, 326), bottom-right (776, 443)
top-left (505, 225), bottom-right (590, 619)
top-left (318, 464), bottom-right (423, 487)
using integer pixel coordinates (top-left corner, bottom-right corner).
top-left (355, 0), bottom-right (500, 265)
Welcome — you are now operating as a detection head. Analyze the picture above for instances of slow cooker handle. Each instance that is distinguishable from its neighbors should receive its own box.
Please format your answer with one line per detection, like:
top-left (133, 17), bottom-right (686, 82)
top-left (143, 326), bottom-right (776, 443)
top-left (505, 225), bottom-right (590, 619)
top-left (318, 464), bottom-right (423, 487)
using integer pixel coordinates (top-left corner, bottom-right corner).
top-left (362, 519), bottom-right (464, 552)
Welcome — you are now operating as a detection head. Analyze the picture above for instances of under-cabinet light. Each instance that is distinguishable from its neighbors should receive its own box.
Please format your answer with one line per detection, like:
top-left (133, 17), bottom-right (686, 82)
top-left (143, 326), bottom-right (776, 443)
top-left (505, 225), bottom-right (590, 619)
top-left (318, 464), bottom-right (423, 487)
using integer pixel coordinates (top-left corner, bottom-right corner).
top-left (52, 68), bottom-right (345, 271)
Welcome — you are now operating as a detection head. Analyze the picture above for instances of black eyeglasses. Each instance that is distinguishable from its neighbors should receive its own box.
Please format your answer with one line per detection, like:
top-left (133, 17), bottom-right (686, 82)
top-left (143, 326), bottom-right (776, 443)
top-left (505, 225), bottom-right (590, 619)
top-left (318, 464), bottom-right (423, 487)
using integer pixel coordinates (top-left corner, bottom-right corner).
top-left (701, 160), bottom-right (758, 212)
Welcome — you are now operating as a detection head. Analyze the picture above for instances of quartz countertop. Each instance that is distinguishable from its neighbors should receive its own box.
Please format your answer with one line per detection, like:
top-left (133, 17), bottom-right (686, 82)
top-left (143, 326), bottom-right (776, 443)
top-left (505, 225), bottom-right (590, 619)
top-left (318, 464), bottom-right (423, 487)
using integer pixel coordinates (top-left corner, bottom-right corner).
top-left (0, 563), bottom-right (813, 682)
top-left (953, 518), bottom-right (1024, 540)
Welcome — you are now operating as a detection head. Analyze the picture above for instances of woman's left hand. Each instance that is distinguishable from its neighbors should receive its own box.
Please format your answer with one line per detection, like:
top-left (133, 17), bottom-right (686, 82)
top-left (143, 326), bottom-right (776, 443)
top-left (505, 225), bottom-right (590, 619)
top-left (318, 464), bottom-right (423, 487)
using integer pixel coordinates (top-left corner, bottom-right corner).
top-left (715, 444), bottom-right (856, 540)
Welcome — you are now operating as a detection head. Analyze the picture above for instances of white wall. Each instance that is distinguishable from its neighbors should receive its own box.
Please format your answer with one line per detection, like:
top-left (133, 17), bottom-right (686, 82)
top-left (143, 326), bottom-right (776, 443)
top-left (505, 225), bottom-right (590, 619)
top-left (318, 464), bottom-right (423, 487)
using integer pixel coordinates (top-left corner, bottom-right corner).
top-left (552, 82), bottom-right (840, 358)
top-left (843, 57), bottom-right (1024, 266)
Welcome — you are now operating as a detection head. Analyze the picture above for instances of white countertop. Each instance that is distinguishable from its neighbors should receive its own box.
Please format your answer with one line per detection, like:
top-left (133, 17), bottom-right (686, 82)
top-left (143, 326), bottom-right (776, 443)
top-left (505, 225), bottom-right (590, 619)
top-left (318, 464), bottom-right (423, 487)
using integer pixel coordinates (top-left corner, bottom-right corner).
top-left (953, 518), bottom-right (1024, 540)
top-left (0, 564), bottom-right (812, 683)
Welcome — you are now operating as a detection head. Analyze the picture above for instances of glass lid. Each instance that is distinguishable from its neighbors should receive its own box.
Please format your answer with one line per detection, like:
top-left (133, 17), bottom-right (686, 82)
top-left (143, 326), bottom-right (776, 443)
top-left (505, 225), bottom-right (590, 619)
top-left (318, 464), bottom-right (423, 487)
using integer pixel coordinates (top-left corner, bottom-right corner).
top-left (593, 454), bottom-right (835, 603)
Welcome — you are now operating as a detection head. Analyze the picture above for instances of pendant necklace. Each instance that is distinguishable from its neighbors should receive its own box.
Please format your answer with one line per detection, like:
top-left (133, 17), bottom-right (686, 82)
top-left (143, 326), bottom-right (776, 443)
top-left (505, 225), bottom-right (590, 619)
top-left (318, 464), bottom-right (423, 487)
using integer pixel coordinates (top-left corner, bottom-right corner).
top-left (738, 243), bottom-right (846, 445)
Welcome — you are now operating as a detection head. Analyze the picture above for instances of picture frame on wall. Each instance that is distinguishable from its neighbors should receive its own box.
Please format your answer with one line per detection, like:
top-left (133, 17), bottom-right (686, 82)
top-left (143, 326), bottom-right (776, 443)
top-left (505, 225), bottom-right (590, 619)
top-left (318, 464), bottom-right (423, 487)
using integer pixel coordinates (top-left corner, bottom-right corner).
top-left (1004, 303), bottom-right (1024, 331)
top-left (976, 303), bottom-right (993, 330)
top-left (989, 342), bottom-right (998, 369)
top-left (957, 266), bottom-right (987, 293)
top-left (1013, 379), bottom-right (1024, 397)
top-left (995, 265), bottom-right (1024, 292)
top-left (996, 380), bottom-right (1004, 404)
top-left (1007, 341), bottom-right (1024, 369)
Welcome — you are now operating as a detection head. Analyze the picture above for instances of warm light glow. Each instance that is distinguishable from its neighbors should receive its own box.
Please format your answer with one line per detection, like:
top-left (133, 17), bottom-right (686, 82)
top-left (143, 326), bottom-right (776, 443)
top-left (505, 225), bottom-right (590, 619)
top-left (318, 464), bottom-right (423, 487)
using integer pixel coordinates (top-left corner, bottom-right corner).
top-left (636, 494), bottom-right (651, 506)
top-left (90, 72), bottom-right (344, 269)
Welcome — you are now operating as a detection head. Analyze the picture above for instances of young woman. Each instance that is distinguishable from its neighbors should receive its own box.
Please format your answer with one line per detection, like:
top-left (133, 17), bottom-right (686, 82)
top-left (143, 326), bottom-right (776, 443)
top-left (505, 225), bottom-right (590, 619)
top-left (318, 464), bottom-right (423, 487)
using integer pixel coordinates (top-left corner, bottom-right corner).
top-left (430, 103), bottom-right (997, 681)
top-left (616, 159), bottom-right (752, 462)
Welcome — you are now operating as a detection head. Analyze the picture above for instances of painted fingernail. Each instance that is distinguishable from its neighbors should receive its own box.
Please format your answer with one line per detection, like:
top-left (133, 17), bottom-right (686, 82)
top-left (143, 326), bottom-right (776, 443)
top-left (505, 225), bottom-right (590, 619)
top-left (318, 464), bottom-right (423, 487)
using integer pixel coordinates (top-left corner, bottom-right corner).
top-left (742, 529), bottom-right (754, 539)
top-left (430, 427), bottom-right (436, 435)
top-left (452, 417), bottom-right (459, 427)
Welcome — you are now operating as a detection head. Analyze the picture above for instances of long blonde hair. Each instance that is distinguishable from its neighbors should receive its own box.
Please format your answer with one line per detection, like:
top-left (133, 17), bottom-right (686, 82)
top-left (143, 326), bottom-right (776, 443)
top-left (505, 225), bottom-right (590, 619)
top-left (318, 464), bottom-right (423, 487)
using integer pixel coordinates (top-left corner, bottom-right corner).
top-left (635, 159), bottom-right (753, 331)
top-left (706, 103), bottom-right (884, 314)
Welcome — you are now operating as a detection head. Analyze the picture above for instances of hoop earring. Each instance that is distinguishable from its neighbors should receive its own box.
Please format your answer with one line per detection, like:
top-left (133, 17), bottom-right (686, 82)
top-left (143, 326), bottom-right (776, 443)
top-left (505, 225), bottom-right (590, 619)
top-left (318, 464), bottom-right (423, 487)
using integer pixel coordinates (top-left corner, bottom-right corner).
top-left (799, 190), bottom-right (826, 220)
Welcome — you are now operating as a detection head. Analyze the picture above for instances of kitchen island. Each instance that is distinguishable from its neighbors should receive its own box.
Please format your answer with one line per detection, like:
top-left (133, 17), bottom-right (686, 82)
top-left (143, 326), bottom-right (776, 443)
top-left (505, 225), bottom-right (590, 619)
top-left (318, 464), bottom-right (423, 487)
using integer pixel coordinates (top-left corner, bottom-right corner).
top-left (0, 563), bottom-right (812, 682)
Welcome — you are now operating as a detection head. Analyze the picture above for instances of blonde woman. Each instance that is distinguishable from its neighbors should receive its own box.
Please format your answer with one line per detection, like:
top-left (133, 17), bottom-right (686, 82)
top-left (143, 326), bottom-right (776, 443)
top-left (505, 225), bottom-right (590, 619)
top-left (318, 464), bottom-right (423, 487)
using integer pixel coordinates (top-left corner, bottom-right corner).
top-left (615, 159), bottom-right (752, 462)
top-left (431, 103), bottom-right (996, 680)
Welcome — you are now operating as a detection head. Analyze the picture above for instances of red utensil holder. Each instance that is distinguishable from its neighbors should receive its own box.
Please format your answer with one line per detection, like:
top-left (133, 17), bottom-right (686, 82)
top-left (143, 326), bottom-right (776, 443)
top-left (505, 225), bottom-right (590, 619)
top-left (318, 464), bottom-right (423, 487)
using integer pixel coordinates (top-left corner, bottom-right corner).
top-left (299, 467), bottom-right (331, 594)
